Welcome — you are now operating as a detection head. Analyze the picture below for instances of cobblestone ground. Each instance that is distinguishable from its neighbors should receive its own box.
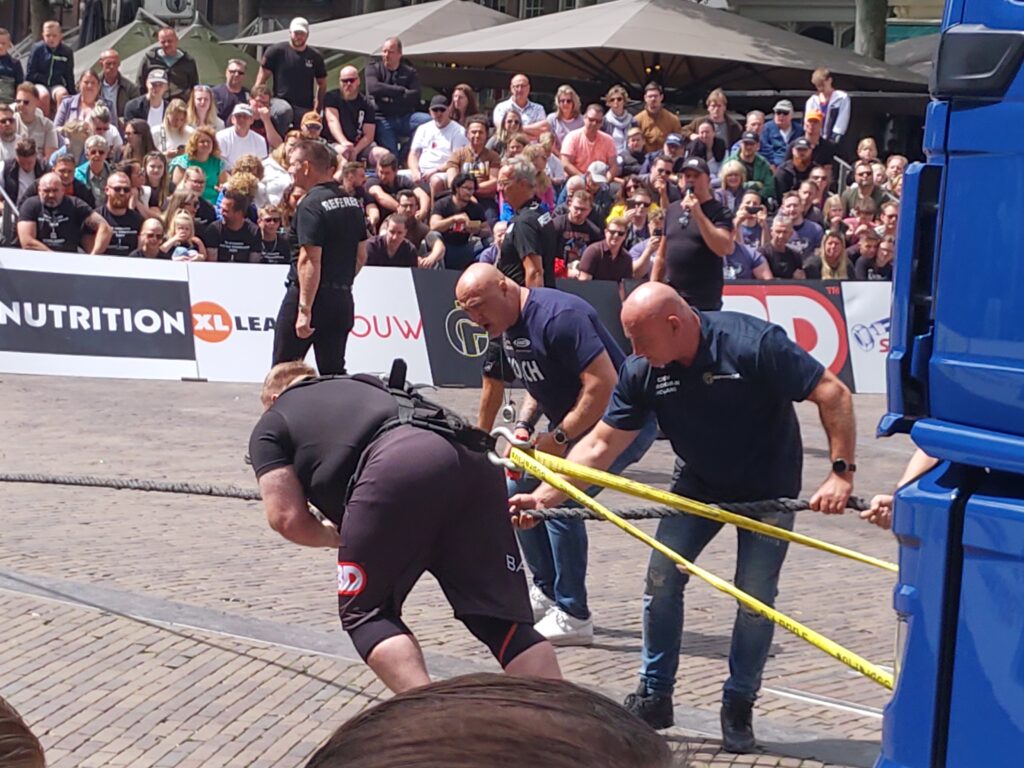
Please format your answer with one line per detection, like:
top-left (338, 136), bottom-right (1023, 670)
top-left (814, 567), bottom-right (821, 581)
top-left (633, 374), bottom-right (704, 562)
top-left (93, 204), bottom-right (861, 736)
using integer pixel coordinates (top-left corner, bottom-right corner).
top-left (0, 373), bottom-right (914, 767)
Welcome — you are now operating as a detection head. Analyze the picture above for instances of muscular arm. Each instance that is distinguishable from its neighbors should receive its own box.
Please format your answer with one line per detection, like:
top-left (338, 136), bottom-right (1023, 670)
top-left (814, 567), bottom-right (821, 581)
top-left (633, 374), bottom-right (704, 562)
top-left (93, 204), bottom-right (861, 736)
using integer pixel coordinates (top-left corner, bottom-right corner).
top-left (325, 107), bottom-right (347, 147)
top-left (805, 369), bottom-right (856, 513)
top-left (693, 204), bottom-right (734, 257)
top-left (297, 243), bottom-right (322, 310)
top-left (752, 259), bottom-right (774, 280)
top-left (254, 66), bottom-right (271, 90)
top-left (354, 239), bottom-right (368, 276)
top-left (16, 221), bottom-right (50, 251)
top-left (258, 466), bottom-right (340, 548)
top-left (523, 253), bottom-right (544, 288)
top-left (87, 214), bottom-right (113, 255)
top-left (649, 229), bottom-right (668, 282)
top-left (560, 153), bottom-right (584, 179)
top-left (558, 351), bottom-right (618, 442)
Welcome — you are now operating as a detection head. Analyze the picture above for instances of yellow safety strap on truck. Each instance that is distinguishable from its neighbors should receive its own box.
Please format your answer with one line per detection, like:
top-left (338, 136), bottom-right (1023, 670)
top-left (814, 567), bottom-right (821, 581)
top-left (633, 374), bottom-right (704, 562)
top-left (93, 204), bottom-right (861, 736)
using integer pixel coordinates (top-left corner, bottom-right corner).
top-left (508, 447), bottom-right (896, 690)
top-left (525, 449), bottom-right (898, 574)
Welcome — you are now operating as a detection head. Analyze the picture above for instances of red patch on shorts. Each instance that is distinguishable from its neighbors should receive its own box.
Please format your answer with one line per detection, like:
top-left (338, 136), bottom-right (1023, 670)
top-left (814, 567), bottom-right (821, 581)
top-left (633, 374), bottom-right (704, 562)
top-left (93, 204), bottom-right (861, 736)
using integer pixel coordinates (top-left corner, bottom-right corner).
top-left (337, 562), bottom-right (367, 596)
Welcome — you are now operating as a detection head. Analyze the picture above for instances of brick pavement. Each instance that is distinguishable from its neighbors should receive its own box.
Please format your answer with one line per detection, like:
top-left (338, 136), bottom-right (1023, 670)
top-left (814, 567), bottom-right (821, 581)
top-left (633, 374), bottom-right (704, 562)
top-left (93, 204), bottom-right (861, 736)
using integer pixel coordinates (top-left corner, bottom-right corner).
top-left (0, 373), bottom-right (915, 767)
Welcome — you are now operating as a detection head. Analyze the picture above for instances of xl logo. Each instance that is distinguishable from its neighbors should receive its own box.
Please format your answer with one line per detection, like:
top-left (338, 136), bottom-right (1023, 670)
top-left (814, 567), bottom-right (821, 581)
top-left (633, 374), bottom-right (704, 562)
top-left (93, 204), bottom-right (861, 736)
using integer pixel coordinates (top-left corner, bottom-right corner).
top-left (445, 307), bottom-right (489, 358)
top-left (191, 301), bottom-right (233, 343)
top-left (337, 562), bottom-right (367, 596)
top-left (723, 285), bottom-right (849, 374)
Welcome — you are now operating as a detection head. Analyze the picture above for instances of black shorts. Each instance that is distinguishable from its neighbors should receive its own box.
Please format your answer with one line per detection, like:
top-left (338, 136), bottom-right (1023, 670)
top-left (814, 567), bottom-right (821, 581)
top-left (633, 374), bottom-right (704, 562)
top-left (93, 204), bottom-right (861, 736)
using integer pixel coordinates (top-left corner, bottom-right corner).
top-left (481, 337), bottom-right (514, 382)
top-left (337, 425), bottom-right (532, 656)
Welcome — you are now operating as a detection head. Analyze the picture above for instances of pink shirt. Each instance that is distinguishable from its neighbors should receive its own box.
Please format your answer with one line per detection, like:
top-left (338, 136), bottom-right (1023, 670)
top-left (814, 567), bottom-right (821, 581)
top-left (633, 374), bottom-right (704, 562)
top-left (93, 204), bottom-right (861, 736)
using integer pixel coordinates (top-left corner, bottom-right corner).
top-left (560, 128), bottom-right (617, 172)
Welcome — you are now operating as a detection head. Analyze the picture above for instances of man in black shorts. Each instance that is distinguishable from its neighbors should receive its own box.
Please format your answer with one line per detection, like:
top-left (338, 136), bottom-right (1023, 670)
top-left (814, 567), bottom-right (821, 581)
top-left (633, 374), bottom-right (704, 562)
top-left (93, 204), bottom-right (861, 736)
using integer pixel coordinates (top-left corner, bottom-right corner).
top-left (478, 156), bottom-right (559, 430)
top-left (272, 140), bottom-right (368, 375)
top-left (250, 360), bottom-right (562, 692)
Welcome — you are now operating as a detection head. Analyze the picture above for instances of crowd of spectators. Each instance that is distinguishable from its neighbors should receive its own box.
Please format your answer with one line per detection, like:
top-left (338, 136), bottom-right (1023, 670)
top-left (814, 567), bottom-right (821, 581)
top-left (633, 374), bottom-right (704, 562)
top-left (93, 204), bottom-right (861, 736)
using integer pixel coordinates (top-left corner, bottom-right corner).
top-left (0, 17), bottom-right (905, 285)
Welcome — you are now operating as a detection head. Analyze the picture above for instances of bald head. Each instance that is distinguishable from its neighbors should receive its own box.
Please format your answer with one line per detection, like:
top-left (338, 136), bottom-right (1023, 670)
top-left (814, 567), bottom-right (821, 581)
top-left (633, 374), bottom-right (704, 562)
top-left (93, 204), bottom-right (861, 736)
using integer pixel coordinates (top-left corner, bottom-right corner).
top-left (621, 283), bottom-right (700, 368)
top-left (455, 263), bottom-right (523, 338)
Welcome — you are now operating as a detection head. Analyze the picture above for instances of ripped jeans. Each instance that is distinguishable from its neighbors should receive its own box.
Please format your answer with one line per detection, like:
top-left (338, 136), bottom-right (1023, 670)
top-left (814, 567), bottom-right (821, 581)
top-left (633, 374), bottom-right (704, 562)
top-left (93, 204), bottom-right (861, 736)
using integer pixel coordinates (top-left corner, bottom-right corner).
top-left (638, 480), bottom-right (794, 703)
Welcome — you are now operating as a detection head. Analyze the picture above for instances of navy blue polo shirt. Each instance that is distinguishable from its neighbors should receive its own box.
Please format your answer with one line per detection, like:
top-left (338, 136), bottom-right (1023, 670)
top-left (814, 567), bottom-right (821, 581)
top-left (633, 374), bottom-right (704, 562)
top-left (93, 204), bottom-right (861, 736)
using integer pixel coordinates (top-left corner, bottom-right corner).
top-left (604, 311), bottom-right (824, 502)
top-left (503, 288), bottom-right (625, 426)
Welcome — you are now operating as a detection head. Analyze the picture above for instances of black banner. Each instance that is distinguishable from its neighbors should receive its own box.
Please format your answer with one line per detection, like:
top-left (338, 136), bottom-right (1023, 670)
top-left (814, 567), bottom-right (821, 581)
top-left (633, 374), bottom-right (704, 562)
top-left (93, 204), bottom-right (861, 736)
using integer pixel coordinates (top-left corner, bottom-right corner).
top-left (0, 269), bottom-right (196, 360)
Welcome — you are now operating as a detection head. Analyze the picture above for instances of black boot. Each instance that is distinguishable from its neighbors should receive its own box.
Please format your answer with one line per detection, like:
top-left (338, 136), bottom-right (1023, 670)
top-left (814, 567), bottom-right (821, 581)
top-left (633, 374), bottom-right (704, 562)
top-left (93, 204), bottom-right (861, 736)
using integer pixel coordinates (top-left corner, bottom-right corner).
top-left (623, 682), bottom-right (674, 730)
top-left (720, 696), bottom-right (756, 753)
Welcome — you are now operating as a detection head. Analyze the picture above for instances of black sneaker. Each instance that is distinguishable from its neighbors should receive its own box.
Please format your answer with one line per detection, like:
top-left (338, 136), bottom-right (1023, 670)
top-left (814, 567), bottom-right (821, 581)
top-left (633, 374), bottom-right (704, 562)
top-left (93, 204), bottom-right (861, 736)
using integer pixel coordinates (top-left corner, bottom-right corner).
top-left (720, 697), bottom-right (756, 753)
top-left (623, 683), bottom-right (674, 730)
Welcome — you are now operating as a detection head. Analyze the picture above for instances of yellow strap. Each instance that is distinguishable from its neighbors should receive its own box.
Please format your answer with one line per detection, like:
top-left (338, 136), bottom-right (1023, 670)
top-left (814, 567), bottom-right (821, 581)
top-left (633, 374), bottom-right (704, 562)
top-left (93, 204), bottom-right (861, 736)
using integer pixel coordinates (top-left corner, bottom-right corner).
top-left (508, 447), bottom-right (895, 690)
top-left (525, 449), bottom-right (898, 574)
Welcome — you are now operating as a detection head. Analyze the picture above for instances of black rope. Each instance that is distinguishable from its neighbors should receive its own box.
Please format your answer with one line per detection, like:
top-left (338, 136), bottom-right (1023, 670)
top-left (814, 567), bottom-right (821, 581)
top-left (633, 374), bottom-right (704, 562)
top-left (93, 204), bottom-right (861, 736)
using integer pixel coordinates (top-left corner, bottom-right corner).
top-left (0, 472), bottom-right (868, 518)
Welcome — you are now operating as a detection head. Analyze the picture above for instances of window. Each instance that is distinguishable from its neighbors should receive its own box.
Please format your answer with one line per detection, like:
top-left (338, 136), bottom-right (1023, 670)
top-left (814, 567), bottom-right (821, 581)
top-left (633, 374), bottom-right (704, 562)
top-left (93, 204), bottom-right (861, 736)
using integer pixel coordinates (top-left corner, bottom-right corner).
top-left (476, 0), bottom-right (508, 11)
top-left (559, 0), bottom-right (576, 9)
top-left (523, 0), bottom-right (544, 18)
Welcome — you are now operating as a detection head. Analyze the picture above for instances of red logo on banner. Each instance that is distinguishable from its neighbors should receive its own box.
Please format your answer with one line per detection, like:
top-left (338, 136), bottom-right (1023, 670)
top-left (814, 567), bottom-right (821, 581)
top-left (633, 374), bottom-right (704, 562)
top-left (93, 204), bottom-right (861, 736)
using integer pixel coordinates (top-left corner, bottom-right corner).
top-left (723, 285), bottom-right (849, 374)
top-left (192, 302), bottom-right (233, 343)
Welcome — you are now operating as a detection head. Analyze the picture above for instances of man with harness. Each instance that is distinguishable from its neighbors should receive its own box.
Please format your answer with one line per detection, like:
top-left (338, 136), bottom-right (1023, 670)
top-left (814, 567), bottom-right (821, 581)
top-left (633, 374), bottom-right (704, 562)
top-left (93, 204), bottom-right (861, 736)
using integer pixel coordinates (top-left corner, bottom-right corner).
top-left (456, 263), bottom-right (656, 647)
top-left (508, 282), bottom-right (856, 752)
top-left (250, 359), bottom-right (562, 692)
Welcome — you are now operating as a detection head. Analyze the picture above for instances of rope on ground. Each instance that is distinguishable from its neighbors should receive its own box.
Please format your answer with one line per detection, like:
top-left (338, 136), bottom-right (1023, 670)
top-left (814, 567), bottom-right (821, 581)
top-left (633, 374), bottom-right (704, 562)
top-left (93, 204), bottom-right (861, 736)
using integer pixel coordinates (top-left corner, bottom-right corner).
top-left (507, 447), bottom-right (896, 691)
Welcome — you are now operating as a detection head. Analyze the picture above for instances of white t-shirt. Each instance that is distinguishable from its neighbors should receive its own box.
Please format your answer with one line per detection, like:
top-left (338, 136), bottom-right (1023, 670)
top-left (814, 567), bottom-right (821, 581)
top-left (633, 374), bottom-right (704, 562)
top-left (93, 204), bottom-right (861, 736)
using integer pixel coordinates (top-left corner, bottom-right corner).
top-left (410, 120), bottom-right (467, 175)
top-left (146, 102), bottom-right (166, 128)
top-left (215, 126), bottom-right (269, 168)
top-left (0, 136), bottom-right (17, 163)
top-left (17, 167), bottom-right (36, 199)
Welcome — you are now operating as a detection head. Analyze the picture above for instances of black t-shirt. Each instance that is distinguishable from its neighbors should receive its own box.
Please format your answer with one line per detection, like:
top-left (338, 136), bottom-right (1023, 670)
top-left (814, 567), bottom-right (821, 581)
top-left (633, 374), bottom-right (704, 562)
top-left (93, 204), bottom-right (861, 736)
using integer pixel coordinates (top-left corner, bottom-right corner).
top-left (287, 181), bottom-right (368, 286)
top-left (432, 196), bottom-right (485, 246)
top-left (552, 213), bottom-right (602, 265)
top-left (127, 247), bottom-right (171, 259)
top-left (604, 311), bottom-right (825, 502)
top-left (212, 84), bottom-right (251, 122)
top-left (662, 197), bottom-right (733, 310)
top-left (761, 245), bottom-right (804, 279)
top-left (208, 219), bottom-right (261, 263)
top-left (258, 233), bottom-right (291, 265)
top-left (100, 206), bottom-right (144, 257)
top-left (17, 195), bottom-right (94, 252)
top-left (364, 234), bottom-right (418, 267)
top-left (497, 200), bottom-right (559, 288)
top-left (578, 241), bottom-right (632, 282)
top-left (854, 257), bottom-right (892, 281)
top-left (194, 198), bottom-right (216, 238)
top-left (367, 173), bottom-right (414, 198)
top-left (249, 377), bottom-right (403, 525)
top-left (324, 91), bottom-right (376, 143)
top-left (261, 43), bottom-right (327, 108)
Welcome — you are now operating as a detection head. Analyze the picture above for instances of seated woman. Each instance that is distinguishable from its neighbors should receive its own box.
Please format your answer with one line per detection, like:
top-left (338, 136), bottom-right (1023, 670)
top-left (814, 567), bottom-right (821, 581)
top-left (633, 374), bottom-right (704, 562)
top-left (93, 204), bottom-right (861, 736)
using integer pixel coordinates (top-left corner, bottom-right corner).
top-left (169, 126), bottom-right (228, 205)
top-left (804, 227), bottom-right (853, 280)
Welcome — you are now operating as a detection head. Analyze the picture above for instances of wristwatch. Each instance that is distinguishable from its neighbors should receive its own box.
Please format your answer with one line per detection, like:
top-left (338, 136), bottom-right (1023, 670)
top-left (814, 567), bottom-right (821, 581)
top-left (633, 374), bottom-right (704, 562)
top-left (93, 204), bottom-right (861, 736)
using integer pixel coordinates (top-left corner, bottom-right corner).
top-left (552, 427), bottom-right (569, 446)
top-left (514, 421), bottom-right (535, 437)
top-left (831, 458), bottom-right (857, 474)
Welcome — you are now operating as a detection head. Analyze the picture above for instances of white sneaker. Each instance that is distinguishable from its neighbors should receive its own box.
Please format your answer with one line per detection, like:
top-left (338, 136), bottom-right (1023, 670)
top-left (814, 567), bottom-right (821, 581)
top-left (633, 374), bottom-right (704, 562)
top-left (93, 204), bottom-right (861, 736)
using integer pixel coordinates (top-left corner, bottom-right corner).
top-left (534, 608), bottom-right (594, 647)
top-left (529, 583), bottom-right (555, 622)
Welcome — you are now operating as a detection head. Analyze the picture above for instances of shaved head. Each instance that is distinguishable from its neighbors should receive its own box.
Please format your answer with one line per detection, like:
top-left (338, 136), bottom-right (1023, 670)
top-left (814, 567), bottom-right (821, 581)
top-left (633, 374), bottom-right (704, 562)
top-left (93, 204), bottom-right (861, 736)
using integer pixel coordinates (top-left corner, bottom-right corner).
top-left (621, 283), bottom-right (700, 368)
top-left (455, 264), bottom-right (523, 338)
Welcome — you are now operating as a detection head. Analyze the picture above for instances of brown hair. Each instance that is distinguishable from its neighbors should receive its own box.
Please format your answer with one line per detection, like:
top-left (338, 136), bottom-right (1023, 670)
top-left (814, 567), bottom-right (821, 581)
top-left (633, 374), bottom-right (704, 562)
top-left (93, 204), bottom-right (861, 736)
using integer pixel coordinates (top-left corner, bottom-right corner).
top-left (303, 673), bottom-right (672, 768)
top-left (450, 83), bottom-right (479, 124)
top-left (261, 361), bottom-right (317, 408)
top-left (0, 695), bottom-right (45, 768)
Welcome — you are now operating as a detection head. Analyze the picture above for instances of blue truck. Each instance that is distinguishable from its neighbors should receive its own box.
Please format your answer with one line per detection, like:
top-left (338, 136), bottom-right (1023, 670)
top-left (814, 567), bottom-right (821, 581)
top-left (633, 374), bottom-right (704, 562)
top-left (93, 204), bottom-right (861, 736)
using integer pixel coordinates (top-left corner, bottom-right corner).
top-left (878, 1), bottom-right (1024, 766)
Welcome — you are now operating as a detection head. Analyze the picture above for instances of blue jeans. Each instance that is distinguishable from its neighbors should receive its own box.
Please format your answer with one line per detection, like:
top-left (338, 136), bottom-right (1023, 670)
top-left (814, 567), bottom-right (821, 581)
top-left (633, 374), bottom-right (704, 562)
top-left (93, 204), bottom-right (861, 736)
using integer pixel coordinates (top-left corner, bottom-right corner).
top-left (374, 112), bottom-right (431, 159)
top-left (510, 417), bottom-right (658, 621)
top-left (640, 473), bottom-right (794, 702)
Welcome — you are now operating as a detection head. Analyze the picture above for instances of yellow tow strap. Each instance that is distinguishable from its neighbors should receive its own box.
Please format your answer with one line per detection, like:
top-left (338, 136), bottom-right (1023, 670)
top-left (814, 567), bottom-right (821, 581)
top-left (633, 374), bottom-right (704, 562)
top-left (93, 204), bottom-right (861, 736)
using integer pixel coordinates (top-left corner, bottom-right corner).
top-left (526, 449), bottom-right (898, 574)
top-left (507, 447), bottom-right (895, 690)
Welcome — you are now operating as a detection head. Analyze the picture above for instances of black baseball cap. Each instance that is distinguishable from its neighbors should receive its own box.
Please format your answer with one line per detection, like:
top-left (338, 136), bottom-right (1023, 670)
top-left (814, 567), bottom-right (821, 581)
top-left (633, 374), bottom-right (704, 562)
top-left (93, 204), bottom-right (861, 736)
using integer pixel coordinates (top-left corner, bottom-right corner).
top-left (430, 94), bottom-right (449, 110)
top-left (793, 137), bottom-right (812, 150)
top-left (740, 131), bottom-right (759, 144)
top-left (681, 156), bottom-right (709, 175)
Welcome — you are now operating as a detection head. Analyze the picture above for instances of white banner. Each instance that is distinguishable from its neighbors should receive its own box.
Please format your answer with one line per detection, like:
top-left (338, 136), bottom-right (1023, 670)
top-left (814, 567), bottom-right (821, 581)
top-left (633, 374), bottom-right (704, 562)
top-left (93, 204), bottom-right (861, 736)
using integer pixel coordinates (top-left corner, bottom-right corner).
top-left (842, 281), bottom-right (893, 395)
top-left (187, 264), bottom-right (432, 384)
top-left (0, 249), bottom-right (198, 380)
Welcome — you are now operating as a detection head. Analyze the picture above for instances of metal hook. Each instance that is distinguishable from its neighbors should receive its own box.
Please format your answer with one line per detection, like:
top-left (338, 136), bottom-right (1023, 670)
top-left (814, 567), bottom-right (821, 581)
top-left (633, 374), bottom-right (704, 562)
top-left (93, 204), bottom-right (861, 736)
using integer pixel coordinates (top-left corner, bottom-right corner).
top-left (487, 426), bottom-right (531, 469)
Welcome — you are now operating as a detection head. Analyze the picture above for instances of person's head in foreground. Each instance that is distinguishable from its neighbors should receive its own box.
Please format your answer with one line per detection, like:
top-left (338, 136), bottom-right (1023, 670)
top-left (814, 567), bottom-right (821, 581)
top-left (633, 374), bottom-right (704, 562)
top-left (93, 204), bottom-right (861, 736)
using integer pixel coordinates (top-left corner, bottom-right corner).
top-left (0, 695), bottom-right (45, 768)
top-left (303, 673), bottom-right (672, 768)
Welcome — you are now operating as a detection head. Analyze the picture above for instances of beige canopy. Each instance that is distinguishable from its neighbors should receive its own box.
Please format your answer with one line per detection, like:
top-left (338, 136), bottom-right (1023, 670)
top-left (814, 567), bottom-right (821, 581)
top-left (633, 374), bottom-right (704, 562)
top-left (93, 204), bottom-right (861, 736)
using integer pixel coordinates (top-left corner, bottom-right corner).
top-left (227, 0), bottom-right (515, 55)
top-left (403, 0), bottom-right (928, 94)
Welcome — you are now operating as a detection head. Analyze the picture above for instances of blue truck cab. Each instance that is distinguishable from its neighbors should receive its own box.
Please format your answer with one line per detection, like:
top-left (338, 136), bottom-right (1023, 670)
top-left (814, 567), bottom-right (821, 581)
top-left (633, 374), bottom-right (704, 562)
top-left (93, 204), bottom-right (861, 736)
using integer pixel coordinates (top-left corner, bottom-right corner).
top-left (879, 1), bottom-right (1024, 766)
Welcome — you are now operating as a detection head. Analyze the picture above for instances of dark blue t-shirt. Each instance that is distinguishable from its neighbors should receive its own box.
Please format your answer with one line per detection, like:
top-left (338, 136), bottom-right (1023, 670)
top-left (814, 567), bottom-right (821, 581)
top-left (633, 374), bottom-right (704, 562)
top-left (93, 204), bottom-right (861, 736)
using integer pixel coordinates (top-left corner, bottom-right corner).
top-left (503, 288), bottom-right (625, 425)
top-left (603, 310), bottom-right (824, 502)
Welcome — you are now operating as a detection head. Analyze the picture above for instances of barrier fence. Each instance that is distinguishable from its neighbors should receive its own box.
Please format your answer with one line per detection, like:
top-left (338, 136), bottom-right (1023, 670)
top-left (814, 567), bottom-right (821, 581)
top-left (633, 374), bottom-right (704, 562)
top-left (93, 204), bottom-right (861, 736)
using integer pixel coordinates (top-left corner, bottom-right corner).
top-left (0, 249), bottom-right (893, 392)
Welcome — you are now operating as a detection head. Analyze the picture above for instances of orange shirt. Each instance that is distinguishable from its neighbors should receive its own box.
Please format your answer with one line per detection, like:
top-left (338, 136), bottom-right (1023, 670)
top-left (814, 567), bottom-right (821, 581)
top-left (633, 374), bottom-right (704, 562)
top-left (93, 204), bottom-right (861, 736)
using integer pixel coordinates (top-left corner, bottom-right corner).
top-left (636, 108), bottom-right (682, 154)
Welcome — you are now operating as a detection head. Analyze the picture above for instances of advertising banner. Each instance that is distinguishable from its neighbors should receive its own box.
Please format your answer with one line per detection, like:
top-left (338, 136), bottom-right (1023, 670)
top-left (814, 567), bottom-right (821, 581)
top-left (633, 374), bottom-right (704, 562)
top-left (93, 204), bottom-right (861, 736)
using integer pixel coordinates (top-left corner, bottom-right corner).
top-left (0, 249), bottom-right (197, 379)
top-left (841, 281), bottom-right (893, 394)
top-left (723, 281), bottom-right (855, 389)
top-left (187, 264), bottom-right (431, 384)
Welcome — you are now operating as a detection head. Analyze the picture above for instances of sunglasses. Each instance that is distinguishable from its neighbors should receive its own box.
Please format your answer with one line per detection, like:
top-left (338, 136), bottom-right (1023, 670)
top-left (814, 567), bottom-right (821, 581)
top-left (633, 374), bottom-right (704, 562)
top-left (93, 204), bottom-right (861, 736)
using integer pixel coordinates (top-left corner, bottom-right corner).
top-left (430, 107), bottom-right (447, 113)
top-left (109, 186), bottom-right (131, 193)
top-left (261, 216), bottom-right (281, 222)
top-left (628, 199), bottom-right (649, 207)
top-left (88, 149), bottom-right (107, 155)
top-left (227, 69), bottom-right (245, 75)
top-left (607, 229), bottom-right (626, 237)
top-left (0, 118), bottom-right (13, 124)
top-left (607, 96), bottom-right (624, 103)
top-left (774, 110), bottom-right (790, 115)
top-left (341, 77), bottom-right (357, 84)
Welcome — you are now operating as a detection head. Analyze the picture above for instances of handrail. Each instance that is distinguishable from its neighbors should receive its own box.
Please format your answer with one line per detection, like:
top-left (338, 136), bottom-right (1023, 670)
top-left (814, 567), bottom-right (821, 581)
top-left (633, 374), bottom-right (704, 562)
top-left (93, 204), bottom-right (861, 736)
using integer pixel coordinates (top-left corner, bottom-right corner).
top-left (0, 184), bottom-right (19, 247)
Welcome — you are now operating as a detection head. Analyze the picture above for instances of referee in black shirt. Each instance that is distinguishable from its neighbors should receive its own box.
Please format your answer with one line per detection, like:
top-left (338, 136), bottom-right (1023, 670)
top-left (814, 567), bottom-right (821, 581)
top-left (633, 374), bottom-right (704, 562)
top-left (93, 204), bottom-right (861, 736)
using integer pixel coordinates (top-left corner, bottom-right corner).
top-left (478, 156), bottom-right (559, 429)
top-left (272, 140), bottom-right (368, 374)
top-left (651, 156), bottom-right (734, 310)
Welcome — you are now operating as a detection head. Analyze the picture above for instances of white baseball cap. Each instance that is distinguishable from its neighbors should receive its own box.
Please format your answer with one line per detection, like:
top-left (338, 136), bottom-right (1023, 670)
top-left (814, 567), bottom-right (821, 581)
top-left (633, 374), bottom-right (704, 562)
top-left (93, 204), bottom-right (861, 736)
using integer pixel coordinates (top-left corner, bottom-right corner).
top-left (290, 17), bottom-right (310, 34)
